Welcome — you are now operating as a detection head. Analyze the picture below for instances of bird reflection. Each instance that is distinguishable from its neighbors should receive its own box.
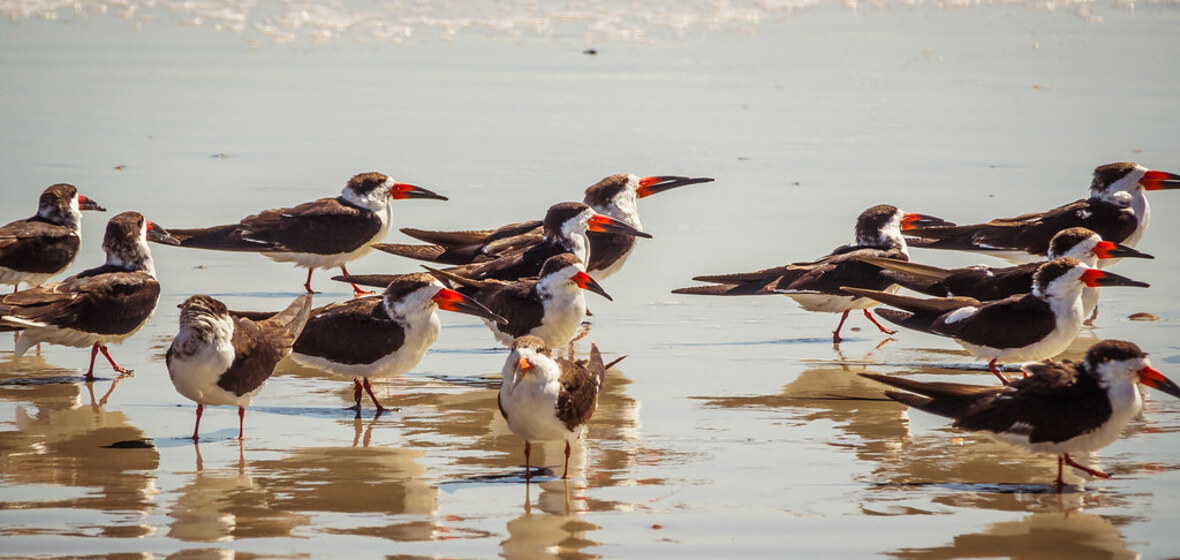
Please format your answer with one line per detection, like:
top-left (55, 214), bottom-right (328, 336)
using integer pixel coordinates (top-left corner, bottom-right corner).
top-left (883, 494), bottom-right (1136, 560)
top-left (501, 481), bottom-right (601, 559)
top-left (0, 356), bottom-right (158, 537)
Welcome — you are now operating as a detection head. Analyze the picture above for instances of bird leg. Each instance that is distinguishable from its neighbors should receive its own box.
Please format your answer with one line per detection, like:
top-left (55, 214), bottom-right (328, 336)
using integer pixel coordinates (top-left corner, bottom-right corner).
top-left (1064, 453), bottom-right (1111, 479)
top-left (362, 378), bottom-right (388, 413)
top-left (85, 344), bottom-right (101, 381)
top-left (862, 309), bottom-right (897, 335)
top-left (524, 441), bottom-right (532, 482)
top-left (303, 268), bottom-right (315, 294)
top-left (98, 345), bottom-right (132, 374)
top-left (832, 310), bottom-right (851, 343)
top-left (988, 359), bottom-right (1011, 386)
top-left (562, 440), bottom-right (571, 479)
top-left (340, 265), bottom-right (374, 298)
top-left (237, 406), bottom-right (246, 440)
top-left (351, 378), bottom-right (364, 411)
top-left (192, 403), bottom-right (204, 441)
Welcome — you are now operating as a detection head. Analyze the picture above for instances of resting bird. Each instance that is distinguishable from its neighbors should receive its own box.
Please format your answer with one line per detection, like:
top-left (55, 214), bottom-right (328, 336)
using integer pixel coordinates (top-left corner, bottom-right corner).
top-left (672, 204), bottom-right (952, 342)
top-left (1, 183), bottom-right (105, 291)
top-left (167, 293), bottom-right (313, 440)
top-left (167, 172), bottom-right (447, 295)
top-left (0, 212), bottom-right (179, 379)
top-left (861, 340), bottom-right (1180, 488)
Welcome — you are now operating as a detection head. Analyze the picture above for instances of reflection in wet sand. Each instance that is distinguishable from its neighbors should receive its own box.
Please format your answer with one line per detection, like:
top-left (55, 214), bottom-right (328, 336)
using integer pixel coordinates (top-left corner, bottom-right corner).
top-left (501, 481), bottom-right (601, 560)
top-left (0, 358), bottom-right (158, 538)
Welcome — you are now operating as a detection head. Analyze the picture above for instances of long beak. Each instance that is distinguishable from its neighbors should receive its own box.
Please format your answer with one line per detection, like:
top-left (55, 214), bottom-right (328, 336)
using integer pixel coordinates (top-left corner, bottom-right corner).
top-left (1092, 240), bottom-right (1154, 260)
top-left (432, 288), bottom-right (507, 323)
top-left (391, 183), bottom-right (449, 201)
top-left (572, 270), bottom-right (612, 301)
top-left (78, 195), bottom-right (106, 212)
top-left (1138, 366), bottom-right (1180, 398)
top-left (1080, 268), bottom-right (1150, 288)
top-left (587, 214), bottom-right (653, 238)
top-left (146, 220), bottom-right (181, 246)
top-left (1141, 170), bottom-right (1180, 191)
top-left (509, 355), bottom-right (533, 394)
top-left (901, 212), bottom-right (955, 230)
top-left (636, 175), bottom-right (715, 198)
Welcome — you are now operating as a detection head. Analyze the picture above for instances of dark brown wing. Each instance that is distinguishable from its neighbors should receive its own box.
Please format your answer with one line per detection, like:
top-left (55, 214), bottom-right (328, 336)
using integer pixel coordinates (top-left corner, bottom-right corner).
top-left (0, 220), bottom-right (80, 274)
top-left (906, 198), bottom-right (1138, 254)
top-left (171, 197), bottom-right (383, 255)
top-left (771, 248), bottom-right (903, 295)
top-left (0, 271), bottom-right (160, 335)
top-left (555, 344), bottom-right (604, 431)
top-left (217, 318), bottom-right (284, 397)
top-left (860, 373), bottom-right (1008, 419)
top-left (931, 293), bottom-right (1057, 349)
top-left (449, 241), bottom-right (566, 281)
top-left (292, 298), bottom-right (407, 365)
top-left (587, 230), bottom-right (636, 272)
top-left (469, 281), bottom-right (543, 337)
top-left (954, 363), bottom-right (1112, 443)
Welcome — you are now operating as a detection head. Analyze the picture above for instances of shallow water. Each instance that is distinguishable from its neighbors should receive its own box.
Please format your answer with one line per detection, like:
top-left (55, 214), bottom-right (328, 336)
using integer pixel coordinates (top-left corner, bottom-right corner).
top-left (2, 2), bottom-right (1180, 558)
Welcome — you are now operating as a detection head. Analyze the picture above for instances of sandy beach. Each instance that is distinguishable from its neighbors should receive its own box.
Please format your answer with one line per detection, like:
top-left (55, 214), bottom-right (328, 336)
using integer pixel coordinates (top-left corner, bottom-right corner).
top-left (2, 1), bottom-right (1179, 558)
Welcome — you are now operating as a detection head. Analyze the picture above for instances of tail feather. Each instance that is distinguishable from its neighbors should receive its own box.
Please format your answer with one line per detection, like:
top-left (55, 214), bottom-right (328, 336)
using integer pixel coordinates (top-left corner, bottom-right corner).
top-left (588, 343), bottom-right (606, 387)
top-left (672, 282), bottom-right (776, 296)
top-left (169, 225), bottom-right (287, 252)
top-left (400, 227), bottom-right (497, 246)
top-left (861, 373), bottom-right (1002, 420)
top-left (263, 294), bottom-right (314, 339)
top-left (841, 287), bottom-right (977, 315)
top-left (421, 265), bottom-right (495, 290)
top-left (873, 308), bottom-right (935, 333)
top-left (372, 243), bottom-right (460, 263)
top-left (330, 273), bottom-right (399, 289)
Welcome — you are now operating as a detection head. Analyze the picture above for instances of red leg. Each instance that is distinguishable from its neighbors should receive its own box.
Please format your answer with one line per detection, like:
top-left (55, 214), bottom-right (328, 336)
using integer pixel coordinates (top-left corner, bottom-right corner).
top-left (352, 378), bottom-right (364, 410)
top-left (832, 310), bottom-right (851, 343)
top-left (1064, 453), bottom-right (1111, 479)
top-left (192, 403), bottom-right (203, 441)
top-left (1056, 455), bottom-right (1065, 490)
top-left (98, 345), bottom-right (132, 374)
top-left (524, 441), bottom-right (532, 482)
top-left (989, 359), bottom-right (1010, 386)
top-left (862, 309), bottom-right (896, 335)
top-left (304, 269), bottom-right (315, 294)
top-left (341, 265), bottom-right (374, 298)
top-left (85, 344), bottom-right (101, 380)
top-left (237, 406), bottom-right (246, 440)
top-left (562, 441), bottom-right (571, 479)
top-left (362, 378), bottom-right (387, 413)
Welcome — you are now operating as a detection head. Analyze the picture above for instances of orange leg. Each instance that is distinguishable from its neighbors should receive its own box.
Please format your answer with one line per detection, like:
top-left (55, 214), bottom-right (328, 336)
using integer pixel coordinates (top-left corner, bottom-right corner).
top-left (341, 265), bottom-right (374, 297)
top-left (832, 310), bottom-right (851, 343)
top-left (192, 403), bottom-right (204, 441)
top-left (562, 441), bottom-right (571, 479)
top-left (1064, 453), bottom-right (1110, 479)
top-left (524, 441), bottom-right (532, 482)
top-left (237, 406), bottom-right (246, 440)
top-left (98, 345), bottom-right (131, 374)
top-left (989, 359), bottom-right (1011, 386)
top-left (362, 378), bottom-right (388, 413)
top-left (303, 269), bottom-right (315, 294)
top-left (862, 309), bottom-right (896, 335)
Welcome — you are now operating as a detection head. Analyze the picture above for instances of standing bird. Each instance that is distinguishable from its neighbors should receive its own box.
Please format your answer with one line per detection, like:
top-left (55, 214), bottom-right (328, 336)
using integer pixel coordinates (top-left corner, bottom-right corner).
top-left (1, 183), bottom-right (106, 291)
top-left (166, 293), bottom-right (313, 440)
top-left (860, 227), bottom-right (1152, 322)
top-left (422, 254), bottom-right (612, 347)
top-left (376, 201), bottom-right (651, 282)
top-left (498, 335), bottom-right (610, 481)
top-left (844, 257), bottom-right (1149, 383)
top-left (861, 340), bottom-right (1180, 488)
top-left (905, 162), bottom-right (1180, 264)
top-left (0, 212), bottom-right (179, 379)
top-left (285, 272), bottom-right (504, 414)
top-left (672, 204), bottom-right (952, 342)
top-left (382, 173), bottom-right (712, 279)
top-left (167, 172), bottom-right (447, 296)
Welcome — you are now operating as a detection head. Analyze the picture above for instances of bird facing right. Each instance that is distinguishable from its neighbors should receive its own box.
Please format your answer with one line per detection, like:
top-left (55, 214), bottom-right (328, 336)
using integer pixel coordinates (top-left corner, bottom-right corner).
top-left (861, 340), bottom-right (1180, 489)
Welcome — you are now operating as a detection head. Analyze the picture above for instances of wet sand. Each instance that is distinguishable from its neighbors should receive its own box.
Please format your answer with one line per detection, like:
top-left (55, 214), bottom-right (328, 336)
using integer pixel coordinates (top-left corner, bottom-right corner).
top-left (2, 2), bottom-right (1180, 558)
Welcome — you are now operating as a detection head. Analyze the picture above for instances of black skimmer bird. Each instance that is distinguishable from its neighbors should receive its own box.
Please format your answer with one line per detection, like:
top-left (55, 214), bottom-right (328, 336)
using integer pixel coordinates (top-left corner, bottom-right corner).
top-left (423, 253), bottom-right (611, 347)
top-left (0, 211), bottom-right (180, 380)
top-left (381, 174), bottom-right (711, 280)
top-left (906, 162), bottom-right (1180, 264)
top-left (843, 257), bottom-right (1150, 383)
top-left (861, 340), bottom-right (1180, 488)
top-left (861, 227), bottom-right (1152, 321)
top-left (285, 272), bottom-right (504, 413)
top-left (498, 335), bottom-right (612, 481)
top-left (672, 204), bottom-right (953, 343)
top-left (375, 201), bottom-right (650, 282)
top-left (167, 172), bottom-right (447, 295)
top-left (1, 183), bottom-right (105, 291)
top-left (166, 293), bottom-right (313, 440)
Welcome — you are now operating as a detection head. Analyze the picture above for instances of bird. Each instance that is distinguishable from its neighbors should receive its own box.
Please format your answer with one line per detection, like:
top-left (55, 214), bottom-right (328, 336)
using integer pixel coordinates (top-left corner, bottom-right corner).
top-left (381, 173), bottom-right (711, 280)
top-left (671, 204), bottom-right (953, 343)
top-left (1, 183), bottom-right (106, 292)
top-left (860, 340), bottom-right (1180, 488)
top-left (859, 227), bottom-right (1153, 322)
top-left (166, 172), bottom-right (447, 296)
top-left (372, 201), bottom-right (651, 282)
top-left (282, 272), bottom-right (505, 414)
top-left (166, 293), bottom-right (313, 440)
top-left (843, 257), bottom-right (1150, 384)
top-left (0, 211), bottom-right (180, 380)
top-left (905, 162), bottom-right (1180, 264)
top-left (421, 253), bottom-right (612, 347)
top-left (497, 335), bottom-right (615, 481)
